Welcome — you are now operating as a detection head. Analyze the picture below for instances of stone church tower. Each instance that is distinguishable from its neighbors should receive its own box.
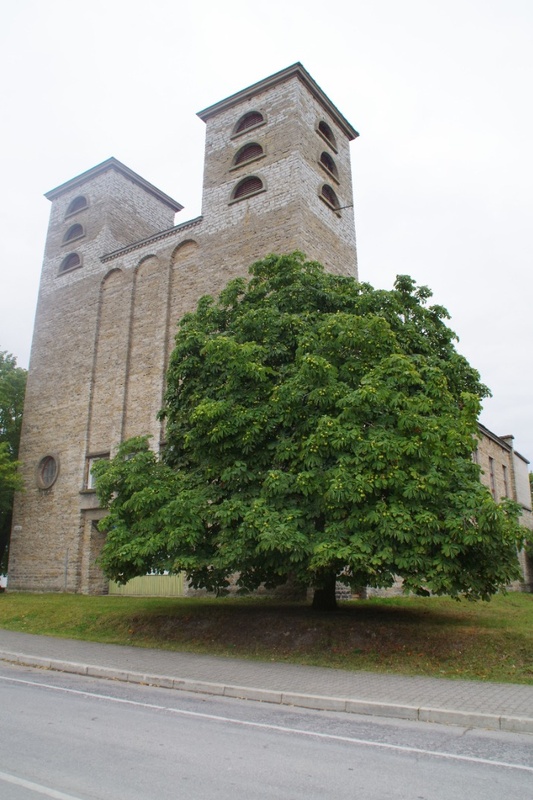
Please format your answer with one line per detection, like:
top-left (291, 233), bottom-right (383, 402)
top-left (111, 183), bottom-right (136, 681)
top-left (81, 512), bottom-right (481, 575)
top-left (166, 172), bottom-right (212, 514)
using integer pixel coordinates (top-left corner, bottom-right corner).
top-left (8, 63), bottom-right (359, 593)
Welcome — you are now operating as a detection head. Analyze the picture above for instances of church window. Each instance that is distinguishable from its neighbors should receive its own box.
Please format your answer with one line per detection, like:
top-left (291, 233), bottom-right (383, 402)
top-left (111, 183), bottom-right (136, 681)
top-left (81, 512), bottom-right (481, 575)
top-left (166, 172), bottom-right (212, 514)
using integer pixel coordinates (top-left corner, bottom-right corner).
top-left (63, 223), bottom-right (84, 243)
top-left (66, 195), bottom-right (88, 216)
top-left (37, 455), bottom-right (59, 489)
top-left (85, 453), bottom-right (110, 490)
top-left (231, 176), bottom-right (264, 202)
top-left (317, 120), bottom-right (337, 151)
top-left (502, 464), bottom-right (509, 498)
top-left (319, 151), bottom-right (338, 180)
top-left (59, 252), bottom-right (82, 273)
top-left (233, 142), bottom-right (264, 167)
top-left (320, 184), bottom-right (340, 211)
top-left (488, 456), bottom-right (496, 497)
top-left (233, 111), bottom-right (265, 136)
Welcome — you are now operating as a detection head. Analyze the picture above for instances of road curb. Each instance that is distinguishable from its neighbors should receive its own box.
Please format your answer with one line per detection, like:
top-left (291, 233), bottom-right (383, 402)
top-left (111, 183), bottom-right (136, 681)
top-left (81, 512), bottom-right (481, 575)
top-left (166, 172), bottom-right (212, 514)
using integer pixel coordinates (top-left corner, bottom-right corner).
top-left (2, 649), bottom-right (532, 734)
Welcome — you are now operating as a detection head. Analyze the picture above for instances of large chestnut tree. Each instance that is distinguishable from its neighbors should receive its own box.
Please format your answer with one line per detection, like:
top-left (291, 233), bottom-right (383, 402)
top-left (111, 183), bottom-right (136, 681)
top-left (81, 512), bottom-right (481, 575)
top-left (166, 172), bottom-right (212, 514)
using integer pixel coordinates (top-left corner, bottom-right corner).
top-left (94, 254), bottom-right (522, 609)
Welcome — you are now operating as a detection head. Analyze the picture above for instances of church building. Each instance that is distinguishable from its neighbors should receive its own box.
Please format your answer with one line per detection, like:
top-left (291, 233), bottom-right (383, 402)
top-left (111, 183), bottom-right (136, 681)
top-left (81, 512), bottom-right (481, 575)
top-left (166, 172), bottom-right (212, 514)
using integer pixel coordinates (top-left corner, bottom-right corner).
top-left (8, 64), bottom-right (359, 593)
top-left (8, 63), bottom-right (532, 595)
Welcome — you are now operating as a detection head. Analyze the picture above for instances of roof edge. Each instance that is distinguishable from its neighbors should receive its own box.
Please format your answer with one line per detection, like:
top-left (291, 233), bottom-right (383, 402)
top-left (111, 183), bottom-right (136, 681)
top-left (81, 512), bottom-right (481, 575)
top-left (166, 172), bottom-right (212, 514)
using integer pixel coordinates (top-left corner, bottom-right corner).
top-left (478, 422), bottom-right (512, 451)
top-left (101, 216), bottom-right (203, 262)
top-left (44, 157), bottom-right (183, 212)
top-left (197, 63), bottom-right (359, 141)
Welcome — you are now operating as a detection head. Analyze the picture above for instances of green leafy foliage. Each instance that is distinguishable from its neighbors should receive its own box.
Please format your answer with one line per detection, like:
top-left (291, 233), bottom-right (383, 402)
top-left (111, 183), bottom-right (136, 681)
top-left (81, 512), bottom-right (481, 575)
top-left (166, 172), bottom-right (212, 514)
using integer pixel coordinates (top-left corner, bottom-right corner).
top-left (526, 473), bottom-right (533, 558)
top-left (95, 254), bottom-right (523, 603)
top-left (0, 351), bottom-right (26, 570)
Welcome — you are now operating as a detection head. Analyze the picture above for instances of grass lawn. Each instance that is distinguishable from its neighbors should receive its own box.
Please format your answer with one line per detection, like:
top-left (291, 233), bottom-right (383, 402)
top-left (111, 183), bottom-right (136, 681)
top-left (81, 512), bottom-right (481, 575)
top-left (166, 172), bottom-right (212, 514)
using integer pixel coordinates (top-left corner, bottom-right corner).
top-left (0, 591), bottom-right (532, 684)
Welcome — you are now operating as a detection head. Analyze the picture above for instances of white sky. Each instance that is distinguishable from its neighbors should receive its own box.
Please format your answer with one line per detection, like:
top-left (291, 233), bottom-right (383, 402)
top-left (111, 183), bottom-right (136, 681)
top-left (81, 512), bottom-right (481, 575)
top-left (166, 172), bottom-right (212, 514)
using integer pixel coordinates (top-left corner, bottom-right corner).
top-left (0, 0), bottom-right (531, 463)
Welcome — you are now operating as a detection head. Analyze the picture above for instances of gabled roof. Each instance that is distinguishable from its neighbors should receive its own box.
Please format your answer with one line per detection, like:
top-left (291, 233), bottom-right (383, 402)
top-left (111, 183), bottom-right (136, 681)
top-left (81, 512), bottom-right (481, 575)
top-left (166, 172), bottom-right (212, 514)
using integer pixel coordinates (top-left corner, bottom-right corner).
top-left (45, 157), bottom-right (183, 212)
top-left (197, 62), bottom-right (359, 141)
top-left (478, 423), bottom-right (530, 465)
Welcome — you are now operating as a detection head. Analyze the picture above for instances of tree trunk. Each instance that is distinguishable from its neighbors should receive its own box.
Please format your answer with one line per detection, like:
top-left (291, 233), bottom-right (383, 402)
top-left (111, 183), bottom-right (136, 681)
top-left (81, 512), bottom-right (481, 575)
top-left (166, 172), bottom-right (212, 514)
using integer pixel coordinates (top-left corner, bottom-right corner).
top-left (0, 511), bottom-right (11, 573)
top-left (311, 573), bottom-right (338, 611)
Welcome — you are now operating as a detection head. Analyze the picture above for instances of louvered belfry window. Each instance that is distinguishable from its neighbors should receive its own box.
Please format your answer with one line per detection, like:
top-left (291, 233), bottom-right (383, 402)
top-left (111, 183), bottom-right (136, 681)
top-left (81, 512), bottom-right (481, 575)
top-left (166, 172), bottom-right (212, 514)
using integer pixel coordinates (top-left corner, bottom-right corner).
top-left (234, 142), bottom-right (263, 165)
top-left (318, 120), bottom-right (337, 149)
top-left (233, 176), bottom-right (263, 199)
top-left (321, 184), bottom-right (339, 208)
top-left (59, 253), bottom-right (81, 272)
top-left (320, 151), bottom-right (338, 178)
top-left (235, 111), bottom-right (264, 134)
top-left (63, 223), bottom-right (84, 242)
top-left (66, 195), bottom-right (88, 215)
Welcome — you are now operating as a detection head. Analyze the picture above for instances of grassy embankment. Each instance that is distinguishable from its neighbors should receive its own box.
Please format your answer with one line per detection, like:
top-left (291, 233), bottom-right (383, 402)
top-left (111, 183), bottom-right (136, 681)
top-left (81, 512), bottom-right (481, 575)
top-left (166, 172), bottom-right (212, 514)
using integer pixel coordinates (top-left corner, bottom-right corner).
top-left (0, 592), bottom-right (532, 684)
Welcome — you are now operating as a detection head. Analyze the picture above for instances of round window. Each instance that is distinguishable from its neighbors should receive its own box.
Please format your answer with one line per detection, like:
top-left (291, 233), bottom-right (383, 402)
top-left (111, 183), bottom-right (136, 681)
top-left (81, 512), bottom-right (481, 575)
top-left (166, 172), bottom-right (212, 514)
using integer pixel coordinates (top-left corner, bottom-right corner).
top-left (37, 455), bottom-right (59, 489)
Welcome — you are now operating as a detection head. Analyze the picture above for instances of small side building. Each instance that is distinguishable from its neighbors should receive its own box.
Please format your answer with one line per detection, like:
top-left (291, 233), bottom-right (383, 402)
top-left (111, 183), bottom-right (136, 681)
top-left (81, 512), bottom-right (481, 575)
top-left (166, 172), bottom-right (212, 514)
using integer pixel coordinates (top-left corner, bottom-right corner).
top-left (476, 424), bottom-right (533, 591)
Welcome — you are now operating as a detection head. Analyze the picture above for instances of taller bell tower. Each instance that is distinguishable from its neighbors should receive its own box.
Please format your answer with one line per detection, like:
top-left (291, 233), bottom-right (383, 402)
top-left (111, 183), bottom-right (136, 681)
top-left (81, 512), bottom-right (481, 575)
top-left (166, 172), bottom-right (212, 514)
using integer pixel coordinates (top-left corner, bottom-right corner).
top-left (197, 63), bottom-right (358, 280)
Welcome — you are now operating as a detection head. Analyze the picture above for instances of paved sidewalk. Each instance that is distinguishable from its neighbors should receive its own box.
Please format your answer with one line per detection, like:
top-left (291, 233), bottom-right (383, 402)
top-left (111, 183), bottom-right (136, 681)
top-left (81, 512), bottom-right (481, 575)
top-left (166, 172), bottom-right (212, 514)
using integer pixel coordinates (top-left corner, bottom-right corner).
top-left (1, 629), bottom-right (532, 734)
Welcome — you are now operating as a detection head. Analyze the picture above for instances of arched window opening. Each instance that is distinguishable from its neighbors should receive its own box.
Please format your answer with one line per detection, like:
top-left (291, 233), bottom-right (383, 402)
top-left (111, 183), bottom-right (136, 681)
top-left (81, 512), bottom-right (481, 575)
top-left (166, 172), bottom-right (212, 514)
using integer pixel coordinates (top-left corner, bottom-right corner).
top-left (234, 111), bottom-right (264, 135)
top-left (318, 120), bottom-right (337, 150)
top-left (234, 142), bottom-right (264, 166)
top-left (59, 253), bottom-right (82, 273)
top-left (66, 195), bottom-right (88, 216)
top-left (232, 176), bottom-right (264, 201)
top-left (320, 184), bottom-right (340, 210)
top-left (85, 453), bottom-right (110, 490)
top-left (319, 151), bottom-right (338, 179)
top-left (63, 223), bottom-right (84, 243)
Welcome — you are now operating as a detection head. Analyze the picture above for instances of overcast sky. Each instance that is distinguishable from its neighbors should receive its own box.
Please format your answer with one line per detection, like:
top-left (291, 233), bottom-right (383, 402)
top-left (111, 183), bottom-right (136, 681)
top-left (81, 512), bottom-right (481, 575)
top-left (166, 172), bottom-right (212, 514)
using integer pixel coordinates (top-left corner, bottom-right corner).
top-left (1, 0), bottom-right (531, 462)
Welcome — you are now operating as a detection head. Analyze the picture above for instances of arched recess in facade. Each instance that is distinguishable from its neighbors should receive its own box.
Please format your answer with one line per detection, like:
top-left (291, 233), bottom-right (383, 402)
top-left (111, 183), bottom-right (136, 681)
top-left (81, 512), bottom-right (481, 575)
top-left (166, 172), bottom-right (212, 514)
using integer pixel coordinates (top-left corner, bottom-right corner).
top-left (122, 254), bottom-right (167, 442)
top-left (87, 268), bottom-right (131, 455)
top-left (167, 240), bottom-right (200, 362)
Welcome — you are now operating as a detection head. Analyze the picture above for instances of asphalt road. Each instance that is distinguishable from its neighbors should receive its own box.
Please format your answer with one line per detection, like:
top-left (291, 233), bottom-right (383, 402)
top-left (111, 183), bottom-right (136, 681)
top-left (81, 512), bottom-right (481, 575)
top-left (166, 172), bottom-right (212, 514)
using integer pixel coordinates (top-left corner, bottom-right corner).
top-left (1, 662), bottom-right (532, 800)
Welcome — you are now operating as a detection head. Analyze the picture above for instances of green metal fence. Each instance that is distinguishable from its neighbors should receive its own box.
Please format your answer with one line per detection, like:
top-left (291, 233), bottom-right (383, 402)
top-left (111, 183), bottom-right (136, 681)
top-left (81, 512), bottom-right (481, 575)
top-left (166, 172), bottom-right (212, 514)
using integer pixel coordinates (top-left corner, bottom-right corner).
top-left (108, 573), bottom-right (185, 597)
